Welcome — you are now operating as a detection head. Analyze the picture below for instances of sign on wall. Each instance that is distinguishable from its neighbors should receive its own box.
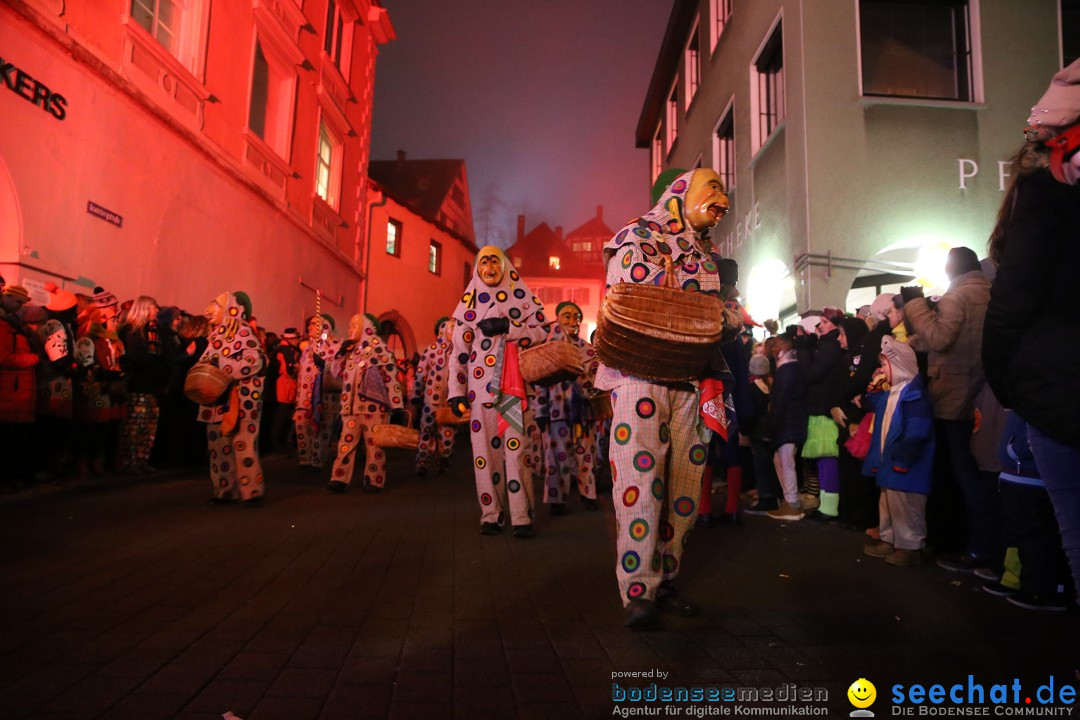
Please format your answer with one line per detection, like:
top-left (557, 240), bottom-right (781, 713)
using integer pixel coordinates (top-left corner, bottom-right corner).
top-left (1, 54), bottom-right (68, 120)
top-left (87, 201), bottom-right (123, 228)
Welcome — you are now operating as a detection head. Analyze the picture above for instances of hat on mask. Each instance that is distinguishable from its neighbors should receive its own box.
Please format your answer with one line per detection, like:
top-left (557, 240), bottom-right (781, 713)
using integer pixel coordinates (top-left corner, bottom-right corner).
top-left (651, 167), bottom-right (688, 206)
top-left (433, 316), bottom-right (449, 336)
top-left (555, 301), bottom-right (582, 317)
top-left (233, 291), bottom-right (253, 321)
top-left (1027, 58), bottom-right (1080, 130)
top-left (43, 282), bottom-right (78, 312)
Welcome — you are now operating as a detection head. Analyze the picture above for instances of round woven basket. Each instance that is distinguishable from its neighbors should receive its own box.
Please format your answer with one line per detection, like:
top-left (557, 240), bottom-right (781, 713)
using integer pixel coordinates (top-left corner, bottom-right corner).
top-left (372, 411), bottom-right (419, 449)
top-left (435, 406), bottom-right (470, 426)
top-left (519, 333), bottom-right (584, 387)
top-left (594, 278), bottom-right (726, 383)
top-left (183, 362), bottom-right (232, 405)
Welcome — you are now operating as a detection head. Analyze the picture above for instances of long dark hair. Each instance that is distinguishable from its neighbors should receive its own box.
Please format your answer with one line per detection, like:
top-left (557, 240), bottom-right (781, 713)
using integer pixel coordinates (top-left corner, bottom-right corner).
top-left (988, 141), bottom-right (1050, 265)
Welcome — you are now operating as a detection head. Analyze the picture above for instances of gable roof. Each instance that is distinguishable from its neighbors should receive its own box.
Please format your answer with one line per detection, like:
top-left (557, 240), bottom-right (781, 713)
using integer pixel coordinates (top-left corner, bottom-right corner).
top-left (368, 157), bottom-right (468, 227)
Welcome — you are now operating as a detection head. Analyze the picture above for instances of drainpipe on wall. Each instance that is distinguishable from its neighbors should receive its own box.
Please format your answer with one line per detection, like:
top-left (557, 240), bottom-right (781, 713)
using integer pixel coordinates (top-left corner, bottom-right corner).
top-left (363, 186), bottom-right (389, 315)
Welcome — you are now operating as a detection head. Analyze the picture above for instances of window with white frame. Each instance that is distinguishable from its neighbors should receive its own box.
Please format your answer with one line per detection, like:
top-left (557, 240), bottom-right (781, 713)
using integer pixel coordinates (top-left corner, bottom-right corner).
top-left (685, 19), bottom-right (701, 107)
top-left (323, 0), bottom-right (354, 77)
top-left (429, 240), bottom-right (442, 275)
top-left (859, 0), bottom-right (975, 101)
top-left (651, 124), bottom-right (663, 182)
top-left (710, 0), bottom-right (732, 52)
top-left (248, 39), bottom-right (296, 159)
top-left (752, 20), bottom-right (785, 154)
top-left (129, 0), bottom-right (207, 74)
top-left (386, 218), bottom-right (402, 256)
top-left (714, 102), bottom-right (735, 193)
top-left (315, 122), bottom-right (342, 208)
top-left (666, 80), bottom-right (679, 150)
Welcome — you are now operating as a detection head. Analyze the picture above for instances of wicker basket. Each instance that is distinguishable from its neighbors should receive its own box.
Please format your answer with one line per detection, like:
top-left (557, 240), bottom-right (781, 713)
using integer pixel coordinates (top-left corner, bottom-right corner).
top-left (519, 330), bottom-right (584, 387)
top-left (435, 406), bottom-right (470, 426)
top-left (589, 392), bottom-right (613, 420)
top-left (594, 259), bottom-right (727, 382)
top-left (183, 362), bottom-right (232, 405)
top-left (373, 411), bottom-right (419, 449)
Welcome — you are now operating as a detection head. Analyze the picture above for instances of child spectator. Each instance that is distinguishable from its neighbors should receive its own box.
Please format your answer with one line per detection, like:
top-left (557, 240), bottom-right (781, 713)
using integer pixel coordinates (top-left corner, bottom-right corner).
top-left (744, 353), bottom-right (781, 514)
top-left (863, 337), bottom-right (935, 566)
top-left (765, 335), bottom-right (808, 521)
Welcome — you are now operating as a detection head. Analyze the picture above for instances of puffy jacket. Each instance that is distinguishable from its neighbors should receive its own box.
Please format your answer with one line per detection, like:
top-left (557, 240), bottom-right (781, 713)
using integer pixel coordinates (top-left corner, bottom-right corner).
top-left (0, 316), bottom-right (40, 423)
top-left (904, 270), bottom-right (991, 421)
top-left (765, 357), bottom-right (807, 450)
top-left (862, 375), bottom-right (935, 494)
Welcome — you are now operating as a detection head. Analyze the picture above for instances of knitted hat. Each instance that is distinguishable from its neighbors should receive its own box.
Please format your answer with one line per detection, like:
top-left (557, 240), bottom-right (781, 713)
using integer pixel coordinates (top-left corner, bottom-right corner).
top-left (650, 167), bottom-right (688, 206)
top-left (798, 312), bottom-right (822, 334)
top-left (841, 317), bottom-right (869, 351)
top-left (1027, 58), bottom-right (1080, 130)
top-left (870, 293), bottom-right (899, 322)
top-left (43, 281), bottom-right (78, 311)
top-left (233, 291), bottom-right (253, 320)
top-left (555, 301), bottom-right (582, 317)
top-left (90, 286), bottom-right (117, 309)
top-left (3, 285), bottom-right (30, 303)
top-left (17, 304), bottom-right (48, 323)
top-left (748, 354), bottom-right (771, 377)
top-left (880, 336), bottom-right (917, 385)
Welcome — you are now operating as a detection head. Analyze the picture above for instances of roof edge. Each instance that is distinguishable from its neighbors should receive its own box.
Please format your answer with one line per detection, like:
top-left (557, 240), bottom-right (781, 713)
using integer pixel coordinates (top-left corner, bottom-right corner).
top-left (634, 0), bottom-right (698, 148)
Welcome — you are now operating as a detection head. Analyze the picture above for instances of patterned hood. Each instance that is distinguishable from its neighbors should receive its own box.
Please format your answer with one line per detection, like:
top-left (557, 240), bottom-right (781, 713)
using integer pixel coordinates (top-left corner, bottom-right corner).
top-left (453, 246), bottom-right (545, 328)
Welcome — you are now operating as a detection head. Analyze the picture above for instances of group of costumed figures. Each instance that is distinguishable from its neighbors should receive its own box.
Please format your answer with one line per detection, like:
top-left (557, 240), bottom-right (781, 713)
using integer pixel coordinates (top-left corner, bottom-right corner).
top-left (185, 166), bottom-right (742, 630)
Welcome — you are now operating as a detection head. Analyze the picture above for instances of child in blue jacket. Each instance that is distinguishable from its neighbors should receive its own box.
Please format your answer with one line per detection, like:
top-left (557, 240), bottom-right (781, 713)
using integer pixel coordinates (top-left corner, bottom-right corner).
top-left (862, 337), bottom-right (935, 566)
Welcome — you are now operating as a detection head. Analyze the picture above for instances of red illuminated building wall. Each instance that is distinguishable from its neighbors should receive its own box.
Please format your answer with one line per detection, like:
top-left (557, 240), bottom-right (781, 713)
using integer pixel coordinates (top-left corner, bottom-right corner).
top-left (0, 0), bottom-right (393, 330)
top-left (505, 207), bottom-right (610, 339)
top-left (365, 152), bottom-right (477, 359)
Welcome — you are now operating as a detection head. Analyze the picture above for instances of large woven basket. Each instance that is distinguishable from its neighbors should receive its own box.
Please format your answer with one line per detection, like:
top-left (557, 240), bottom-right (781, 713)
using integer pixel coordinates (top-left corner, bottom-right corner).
top-left (594, 263), bottom-right (727, 382)
top-left (435, 406), bottom-right (470, 426)
top-left (519, 331), bottom-right (584, 387)
top-left (589, 392), bottom-right (613, 420)
top-left (183, 362), bottom-right (232, 405)
top-left (373, 411), bottom-right (419, 449)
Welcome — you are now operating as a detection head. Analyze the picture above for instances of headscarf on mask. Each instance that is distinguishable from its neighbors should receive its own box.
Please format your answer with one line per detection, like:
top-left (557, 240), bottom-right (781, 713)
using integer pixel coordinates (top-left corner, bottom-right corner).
top-left (452, 246), bottom-right (545, 330)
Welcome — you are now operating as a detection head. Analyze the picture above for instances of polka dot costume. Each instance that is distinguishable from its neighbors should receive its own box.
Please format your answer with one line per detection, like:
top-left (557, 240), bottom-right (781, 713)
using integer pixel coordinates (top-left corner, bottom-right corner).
top-left (450, 247), bottom-right (549, 527)
top-left (197, 293), bottom-right (267, 501)
top-left (414, 321), bottom-right (456, 472)
top-left (293, 334), bottom-right (339, 469)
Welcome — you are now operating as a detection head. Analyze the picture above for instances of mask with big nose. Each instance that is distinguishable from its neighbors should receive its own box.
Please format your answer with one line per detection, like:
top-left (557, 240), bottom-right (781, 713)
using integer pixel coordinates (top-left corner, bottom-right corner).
top-left (476, 246), bottom-right (505, 287)
top-left (684, 169), bottom-right (729, 231)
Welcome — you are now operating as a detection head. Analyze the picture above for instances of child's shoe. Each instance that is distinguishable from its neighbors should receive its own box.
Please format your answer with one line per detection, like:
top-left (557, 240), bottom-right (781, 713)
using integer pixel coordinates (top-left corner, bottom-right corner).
top-left (863, 541), bottom-right (894, 558)
top-left (767, 502), bottom-right (804, 521)
top-left (885, 548), bottom-right (923, 566)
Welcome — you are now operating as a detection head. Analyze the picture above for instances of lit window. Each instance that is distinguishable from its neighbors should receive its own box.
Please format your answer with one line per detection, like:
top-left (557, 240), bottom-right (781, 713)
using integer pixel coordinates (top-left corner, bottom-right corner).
top-left (429, 240), bottom-right (442, 275)
top-left (859, 0), bottom-right (975, 102)
top-left (713, 102), bottom-right (735, 193)
top-left (248, 39), bottom-right (295, 159)
top-left (686, 19), bottom-right (700, 107)
top-left (315, 122), bottom-right (341, 208)
top-left (386, 218), bottom-right (402, 256)
top-left (323, 0), bottom-right (354, 76)
top-left (752, 19), bottom-right (785, 154)
top-left (651, 123), bottom-right (663, 182)
top-left (129, 0), bottom-right (208, 74)
top-left (549, 256), bottom-right (561, 270)
top-left (513, 256), bottom-right (523, 268)
top-left (666, 81), bottom-right (679, 150)
top-left (710, 0), bottom-right (732, 51)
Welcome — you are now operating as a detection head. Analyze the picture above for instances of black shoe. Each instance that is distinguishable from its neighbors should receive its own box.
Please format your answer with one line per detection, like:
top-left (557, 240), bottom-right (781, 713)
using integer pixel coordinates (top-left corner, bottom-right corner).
top-left (623, 599), bottom-right (659, 629)
top-left (1007, 591), bottom-right (1068, 612)
top-left (744, 498), bottom-right (780, 515)
top-left (326, 481), bottom-right (347, 494)
top-left (582, 497), bottom-right (600, 511)
top-left (512, 524), bottom-right (536, 539)
top-left (549, 503), bottom-right (566, 516)
top-left (480, 522), bottom-right (501, 535)
top-left (656, 590), bottom-right (700, 617)
top-left (362, 484), bottom-right (383, 494)
top-left (804, 509), bottom-right (838, 523)
top-left (981, 581), bottom-right (1020, 598)
top-left (243, 496), bottom-right (263, 508)
top-left (936, 552), bottom-right (980, 573)
top-left (207, 496), bottom-right (238, 506)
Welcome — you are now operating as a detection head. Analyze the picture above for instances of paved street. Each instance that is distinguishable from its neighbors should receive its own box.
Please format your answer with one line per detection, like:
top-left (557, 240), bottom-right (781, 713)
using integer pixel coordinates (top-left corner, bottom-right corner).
top-left (0, 447), bottom-right (1075, 720)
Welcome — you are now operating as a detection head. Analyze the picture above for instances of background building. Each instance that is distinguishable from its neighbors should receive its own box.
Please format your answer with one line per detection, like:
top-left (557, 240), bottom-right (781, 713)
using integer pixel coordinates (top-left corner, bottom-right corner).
top-left (1, 0), bottom-right (393, 330)
top-left (637, 0), bottom-right (1076, 325)
top-left (366, 152), bottom-right (477, 358)
top-left (506, 207), bottom-right (610, 339)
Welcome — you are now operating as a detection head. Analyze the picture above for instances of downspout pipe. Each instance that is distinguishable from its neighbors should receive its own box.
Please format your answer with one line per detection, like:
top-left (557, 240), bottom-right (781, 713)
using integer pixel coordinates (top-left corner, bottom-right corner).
top-left (363, 185), bottom-right (389, 315)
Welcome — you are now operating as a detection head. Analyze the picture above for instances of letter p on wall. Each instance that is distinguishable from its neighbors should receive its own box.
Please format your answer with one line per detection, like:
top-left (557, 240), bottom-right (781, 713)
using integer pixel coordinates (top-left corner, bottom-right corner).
top-left (958, 159), bottom-right (978, 189)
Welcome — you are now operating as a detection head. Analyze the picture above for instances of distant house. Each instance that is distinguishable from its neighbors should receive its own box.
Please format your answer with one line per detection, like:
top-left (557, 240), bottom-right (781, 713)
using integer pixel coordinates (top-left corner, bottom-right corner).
top-left (506, 207), bottom-right (610, 339)
top-left (366, 151), bottom-right (477, 358)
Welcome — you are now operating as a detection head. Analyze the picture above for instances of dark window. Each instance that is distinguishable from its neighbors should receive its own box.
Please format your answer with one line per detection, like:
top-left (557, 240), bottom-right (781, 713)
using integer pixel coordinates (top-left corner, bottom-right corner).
top-left (249, 41), bottom-right (269, 139)
top-left (1064, 0), bottom-right (1080, 67)
top-left (756, 23), bottom-right (785, 146)
top-left (860, 0), bottom-right (974, 101)
top-left (716, 107), bottom-right (735, 192)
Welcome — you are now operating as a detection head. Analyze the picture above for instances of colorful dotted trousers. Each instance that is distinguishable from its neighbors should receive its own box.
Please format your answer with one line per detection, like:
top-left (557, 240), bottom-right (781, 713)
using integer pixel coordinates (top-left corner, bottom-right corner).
top-left (118, 393), bottom-right (158, 470)
top-left (468, 403), bottom-right (534, 527)
top-left (610, 380), bottom-right (708, 605)
top-left (542, 421), bottom-right (597, 503)
top-left (331, 411), bottom-right (388, 488)
top-left (416, 415), bottom-right (455, 472)
top-left (207, 421), bottom-right (264, 501)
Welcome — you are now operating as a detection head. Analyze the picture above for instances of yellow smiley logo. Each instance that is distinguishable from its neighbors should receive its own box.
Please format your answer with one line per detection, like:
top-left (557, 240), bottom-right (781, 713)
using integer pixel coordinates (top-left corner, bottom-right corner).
top-left (848, 678), bottom-right (877, 710)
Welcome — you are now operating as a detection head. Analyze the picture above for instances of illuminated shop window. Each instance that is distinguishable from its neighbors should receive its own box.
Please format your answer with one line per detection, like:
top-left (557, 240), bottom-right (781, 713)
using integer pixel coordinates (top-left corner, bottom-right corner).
top-left (751, 18), bottom-right (785, 154)
top-left (685, 18), bottom-right (700, 107)
top-left (713, 101), bottom-right (735, 193)
top-left (315, 122), bottom-right (342, 208)
top-left (387, 218), bottom-right (403, 256)
top-left (859, 0), bottom-right (976, 101)
top-left (248, 39), bottom-right (296, 159)
top-left (429, 240), bottom-right (442, 275)
top-left (710, 0), bottom-right (732, 51)
top-left (549, 256), bottom-right (561, 270)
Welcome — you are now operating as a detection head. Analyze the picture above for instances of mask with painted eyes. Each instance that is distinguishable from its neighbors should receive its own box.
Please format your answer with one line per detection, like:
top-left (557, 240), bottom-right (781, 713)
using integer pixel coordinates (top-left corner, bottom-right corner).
top-left (347, 314), bottom-right (364, 342)
top-left (204, 297), bottom-right (226, 326)
top-left (557, 306), bottom-right (582, 339)
top-left (684, 169), bottom-right (730, 231)
top-left (476, 246), bottom-right (505, 287)
top-left (440, 318), bottom-right (456, 343)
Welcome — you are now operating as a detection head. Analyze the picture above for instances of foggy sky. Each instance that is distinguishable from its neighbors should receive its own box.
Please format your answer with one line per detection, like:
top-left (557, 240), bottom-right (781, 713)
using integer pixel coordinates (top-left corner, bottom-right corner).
top-left (370, 0), bottom-right (672, 247)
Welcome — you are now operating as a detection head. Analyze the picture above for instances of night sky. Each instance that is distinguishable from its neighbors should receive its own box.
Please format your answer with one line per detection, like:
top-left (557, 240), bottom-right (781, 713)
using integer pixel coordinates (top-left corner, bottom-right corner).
top-left (370, 0), bottom-right (672, 247)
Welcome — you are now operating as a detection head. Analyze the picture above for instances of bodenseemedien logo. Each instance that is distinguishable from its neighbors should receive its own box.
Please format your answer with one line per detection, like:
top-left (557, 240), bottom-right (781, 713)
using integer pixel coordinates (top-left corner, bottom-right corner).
top-left (849, 678), bottom-right (877, 717)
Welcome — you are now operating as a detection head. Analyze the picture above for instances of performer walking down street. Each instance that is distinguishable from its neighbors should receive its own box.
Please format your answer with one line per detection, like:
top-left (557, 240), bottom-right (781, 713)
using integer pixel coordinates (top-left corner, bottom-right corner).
top-left (448, 246), bottom-right (549, 538)
top-left (535, 301), bottom-right (601, 514)
top-left (414, 316), bottom-right (457, 476)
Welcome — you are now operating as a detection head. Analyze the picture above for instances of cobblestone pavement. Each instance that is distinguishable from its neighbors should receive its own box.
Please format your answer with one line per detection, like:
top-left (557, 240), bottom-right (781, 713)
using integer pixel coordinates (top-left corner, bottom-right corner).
top-left (0, 447), bottom-right (1075, 719)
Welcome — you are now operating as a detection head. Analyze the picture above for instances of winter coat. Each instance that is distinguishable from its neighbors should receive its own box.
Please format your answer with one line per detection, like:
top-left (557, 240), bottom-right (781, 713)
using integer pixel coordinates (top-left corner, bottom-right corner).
top-left (802, 329), bottom-right (849, 416)
top-left (721, 334), bottom-right (755, 425)
top-left (984, 169), bottom-right (1080, 448)
top-left (764, 358), bottom-right (807, 450)
top-left (904, 270), bottom-right (991, 421)
top-left (862, 375), bottom-right (935, 494)
top-left (0, 316), bottom-right (39, 423)
top-left (120, 326), bottom-right (168, 396)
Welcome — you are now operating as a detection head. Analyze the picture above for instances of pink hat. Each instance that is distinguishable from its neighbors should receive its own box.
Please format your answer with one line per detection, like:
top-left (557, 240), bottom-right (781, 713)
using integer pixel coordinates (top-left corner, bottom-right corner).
top-left (1028, 58), bottom-right (1080, 130)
